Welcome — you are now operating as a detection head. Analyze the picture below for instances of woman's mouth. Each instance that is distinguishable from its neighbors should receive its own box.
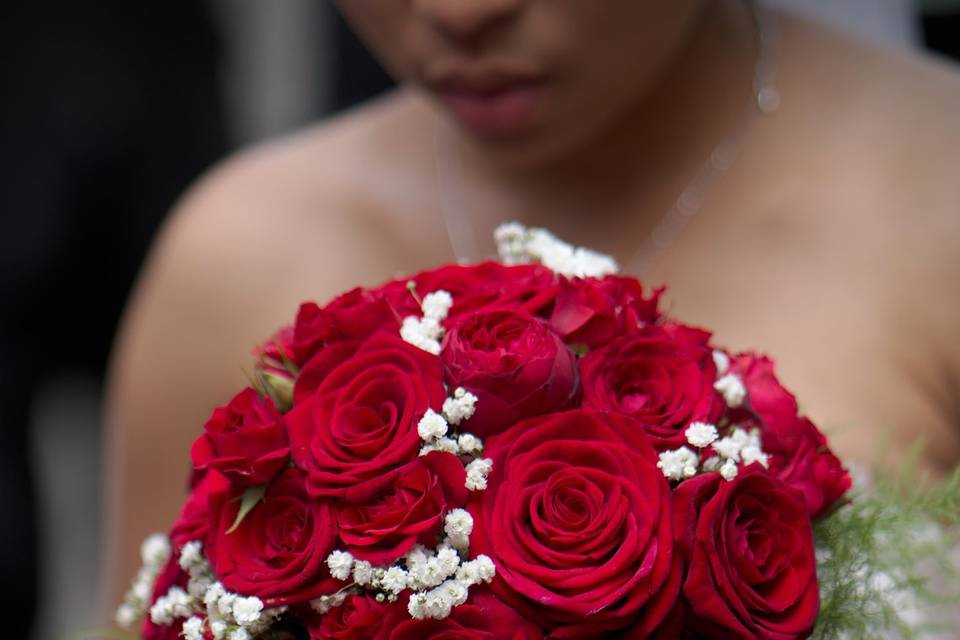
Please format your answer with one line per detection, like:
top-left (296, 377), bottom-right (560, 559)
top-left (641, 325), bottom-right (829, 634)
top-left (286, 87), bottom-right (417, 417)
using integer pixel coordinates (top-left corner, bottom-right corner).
top-left (430, 70), bottom-right (547, 137)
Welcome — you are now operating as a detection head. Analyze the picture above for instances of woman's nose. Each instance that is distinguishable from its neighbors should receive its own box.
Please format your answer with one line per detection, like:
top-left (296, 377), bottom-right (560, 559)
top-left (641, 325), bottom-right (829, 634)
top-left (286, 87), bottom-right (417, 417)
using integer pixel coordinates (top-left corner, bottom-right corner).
top-left (413, 0), bottom-right (522, 42)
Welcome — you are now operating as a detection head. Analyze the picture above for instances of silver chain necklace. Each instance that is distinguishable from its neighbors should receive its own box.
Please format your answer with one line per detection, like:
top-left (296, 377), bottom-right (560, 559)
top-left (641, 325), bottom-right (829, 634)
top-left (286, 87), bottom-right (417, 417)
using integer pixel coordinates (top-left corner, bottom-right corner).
top-left (433, 0), bottom-right (780, 275)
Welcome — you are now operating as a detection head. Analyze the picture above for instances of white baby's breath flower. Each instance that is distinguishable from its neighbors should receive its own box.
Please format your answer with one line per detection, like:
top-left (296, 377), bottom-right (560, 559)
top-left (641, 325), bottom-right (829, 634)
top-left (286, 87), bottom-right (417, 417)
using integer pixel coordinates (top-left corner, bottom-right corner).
top-left (149, 587), bottom-right (192, 626)
top-left (419, 557), bottom-right (449, 588)
top-left (149, 601), bottom-right (174, 626)
top-left (494, 222), bottom-right (529, 265)
top-left (407, 593), bottom-right (429, 620)
top-left (178, 540), bottom-right (204, 571)
top-left (473, 555), bottom-right (496, 582)
top-left (203, 582), bottom-right (225, 609)
top-left (140, 533), bottom-right (172, 568)
top-left (423, 588), bottom-right (454, 619)
top-left (210, 620), bottom-right (227, 640)
top-left (712, 434), bottom-right (744, 462)
top-left (417, 409), bottom-right (448, 441)
top-left (352, 559), bottom-right (374, 586)
top-left (431, 437), bottom-right (460, 454)
top-left (209, 621), bottom-right (227, 640)
top-left (714, 373), bottom-right (747, 408)
top-left (217, 592), bottom-right (237, 619)
top-left (229, 629), bottom-right (250, 640)
top-left (495, 222), bottom-right (619, 277)
top-left (232, 596), bottom-right (263, 626)
top-left (381, 566), bottom-right (409, 593)
top-left (168, 587), bottom-right (193, 618)
top-left (400, 317), bottom-right (442, 354)
top-left (182, 616), bottom-right (205, 640)
top-left (441, 579), bottom-right (470, 607)
top-left (657, 447), bottom-right (699, 481)
top-left (421, 290), bottom-right (453, 321)
top-left (115, 603), bottom-right (138, 629)
top-left (187, 573), bottom-right (213, 600)
top-left (326, 550), bottom-right (355, 581)
top-left (741, 444), bottom-right (770, 468)
top-left (720, 458), bottom-right (739, 481)
top-left (712, 350), bottom-right (731, 375)
top-left (702, 456), bottom-right (723, 472)
top-left (457, 555), bottom-right (496, 586)
top-left (568, 247), bottom-right (619, 278)
top-left (131, 577), bottom-right (152, 602)
top-left (406, 545), bottom-right (429, 574)
top-left (685, 422), bottom-right (719, 448)
top-left (444, 509), bottom-right (474, 549)
top-left (465, 458), bottom-right (493, 491)
top-left (442, 389), bottom-right (478, 425)
top-left (436, 547), bottom-right (461, 577)
top-left (456, 433), bottom-right (483, 455)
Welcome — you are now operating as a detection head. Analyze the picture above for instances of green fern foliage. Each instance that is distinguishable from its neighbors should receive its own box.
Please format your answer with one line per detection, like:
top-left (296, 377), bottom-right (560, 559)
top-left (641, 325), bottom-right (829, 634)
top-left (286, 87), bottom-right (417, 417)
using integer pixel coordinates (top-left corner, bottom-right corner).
top-left (812, 460), bottom-right (960, 640)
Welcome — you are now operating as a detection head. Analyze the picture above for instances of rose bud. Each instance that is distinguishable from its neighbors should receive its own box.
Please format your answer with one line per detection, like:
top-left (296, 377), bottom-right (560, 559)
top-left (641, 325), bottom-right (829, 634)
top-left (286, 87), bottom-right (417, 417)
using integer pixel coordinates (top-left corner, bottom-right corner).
top-left (729, 354), bottom-right (851, 517)
top-left (191, 387), bottom-right (290, 487)
top-left (549, 275), bottom-right (662, 350)
top-left (441, 309), bottom-right (579, 437)
top-left (259, 368), bottom-right (294, 412)
top-left (384, 262), bottom-right (560, 324)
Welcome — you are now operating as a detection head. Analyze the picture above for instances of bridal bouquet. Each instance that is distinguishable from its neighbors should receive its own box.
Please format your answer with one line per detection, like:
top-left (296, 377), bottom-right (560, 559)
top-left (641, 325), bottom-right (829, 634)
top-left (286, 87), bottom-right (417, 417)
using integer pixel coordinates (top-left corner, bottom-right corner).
top-left (117, 224), bottom-right (958, 640)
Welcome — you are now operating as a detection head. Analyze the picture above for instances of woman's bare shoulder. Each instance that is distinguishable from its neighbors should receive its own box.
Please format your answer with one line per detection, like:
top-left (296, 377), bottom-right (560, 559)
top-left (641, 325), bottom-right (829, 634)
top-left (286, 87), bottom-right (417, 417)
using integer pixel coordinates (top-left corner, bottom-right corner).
top-left (780, 15), bottom-right (960, 264)
top-left (103, 90), bottom-right (448, 604)
top-left (124, 90), bottom-right (442, 352)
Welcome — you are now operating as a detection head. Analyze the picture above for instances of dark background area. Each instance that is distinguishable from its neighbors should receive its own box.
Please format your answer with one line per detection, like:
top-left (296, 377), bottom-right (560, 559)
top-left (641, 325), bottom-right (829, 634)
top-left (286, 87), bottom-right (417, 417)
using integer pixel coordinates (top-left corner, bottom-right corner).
top-left (1, 2), bottom-right (956, 637)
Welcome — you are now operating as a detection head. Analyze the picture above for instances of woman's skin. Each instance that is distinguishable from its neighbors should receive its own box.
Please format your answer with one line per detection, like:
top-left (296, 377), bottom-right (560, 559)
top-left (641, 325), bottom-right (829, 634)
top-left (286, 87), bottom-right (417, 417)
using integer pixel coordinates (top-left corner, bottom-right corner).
top-left (102, 0), bottom-right (960, 611)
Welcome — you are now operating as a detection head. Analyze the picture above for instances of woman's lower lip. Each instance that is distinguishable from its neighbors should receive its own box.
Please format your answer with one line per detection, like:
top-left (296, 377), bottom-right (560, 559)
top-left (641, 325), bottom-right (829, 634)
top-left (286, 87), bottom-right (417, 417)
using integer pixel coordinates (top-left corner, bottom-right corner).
top-left (437, 83), bottom-right (544, 137)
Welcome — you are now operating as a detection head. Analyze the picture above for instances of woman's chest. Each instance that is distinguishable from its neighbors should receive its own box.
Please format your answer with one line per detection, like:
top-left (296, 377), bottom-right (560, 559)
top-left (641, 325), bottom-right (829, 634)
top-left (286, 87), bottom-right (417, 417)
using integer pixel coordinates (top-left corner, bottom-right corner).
top-left (642, 199), bottom-right (960, 473)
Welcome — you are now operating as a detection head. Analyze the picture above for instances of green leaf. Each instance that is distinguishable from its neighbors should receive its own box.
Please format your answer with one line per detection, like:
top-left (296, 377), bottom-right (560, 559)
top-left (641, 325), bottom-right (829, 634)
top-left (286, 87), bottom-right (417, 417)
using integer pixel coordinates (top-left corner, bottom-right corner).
top-left (241, 366), bottom-right (267, 397)
top-left (811, 450), bottom-right (960, 640)
top-left (227, 484), bottom-right (268, 534)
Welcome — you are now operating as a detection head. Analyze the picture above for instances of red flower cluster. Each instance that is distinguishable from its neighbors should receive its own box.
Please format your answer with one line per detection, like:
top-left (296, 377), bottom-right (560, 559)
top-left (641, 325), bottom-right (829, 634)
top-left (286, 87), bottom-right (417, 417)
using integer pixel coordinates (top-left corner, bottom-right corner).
top-left (145, 262), bottom-right (849, 640)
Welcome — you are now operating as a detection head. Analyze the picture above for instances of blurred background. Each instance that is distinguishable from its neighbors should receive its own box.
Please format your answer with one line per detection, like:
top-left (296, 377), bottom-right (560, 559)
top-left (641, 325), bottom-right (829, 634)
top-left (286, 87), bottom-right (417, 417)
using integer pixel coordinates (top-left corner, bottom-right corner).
top-left (1, 1), bottom-right (957, 637)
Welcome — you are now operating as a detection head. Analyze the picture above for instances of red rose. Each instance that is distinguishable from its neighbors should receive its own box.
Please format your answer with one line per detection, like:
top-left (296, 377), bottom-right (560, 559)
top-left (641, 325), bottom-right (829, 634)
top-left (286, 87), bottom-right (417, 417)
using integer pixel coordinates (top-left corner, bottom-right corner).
top-left (141, 554), bottom-right (188, 640)
top-left (549, 275), bottom-right (662, 350)
top-left (287, 333), bottom-right (446, 497)
top-left (207, 467), bottom-right (339, 605)
top-left (254, 324), bottom-right (296, 372)
top-left (580, 324), bottom-right (723, 449)
top-left (441, 310), bottom-right (579, 437)
top-left (191, 388), bottom-right (289, 486)
top-left (308, 594), bottom-right (389, 640)
top-left (756, 414), bottom-right (851, 518)
top-left (339, 452), bottom-right (469, 565)
top-left (378, 591), bottom-right (544, 640)
top-left (291, 287), bottom-right (402, 365)
top-left (470, 410), bottom-right (680, 638)
top-left (729, 354), bottom-right (798, 420)
top-left (170, 469), bottom-right (229, 548)
top-left (730, 354), bottom-right (851, 517)
top-left (672, 466), bottom-right (819, 639)
top-left (383, 262), bottom-right (559, 322)
top-left (293, 340), bottom-right (365, 404)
